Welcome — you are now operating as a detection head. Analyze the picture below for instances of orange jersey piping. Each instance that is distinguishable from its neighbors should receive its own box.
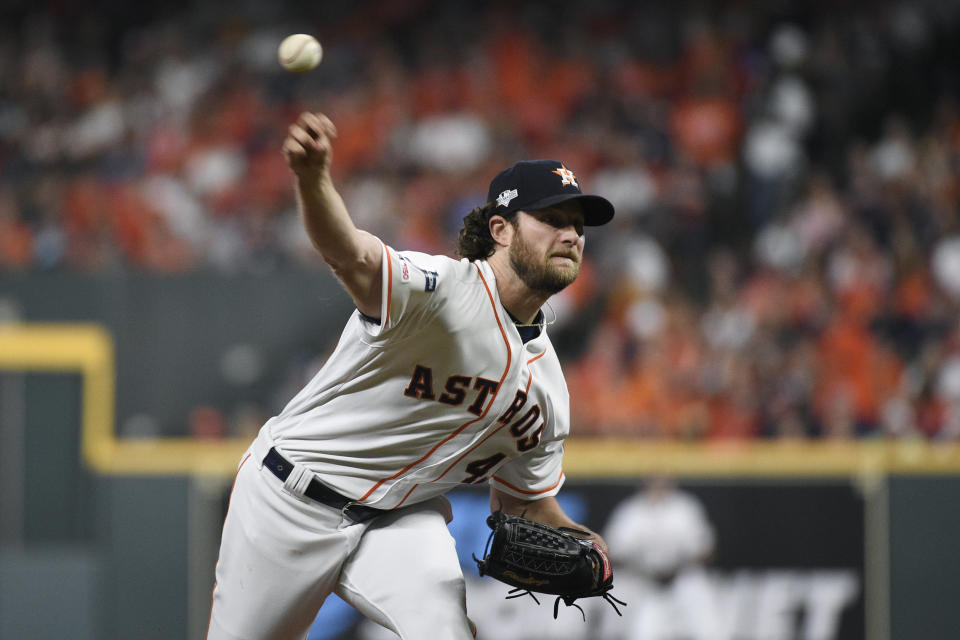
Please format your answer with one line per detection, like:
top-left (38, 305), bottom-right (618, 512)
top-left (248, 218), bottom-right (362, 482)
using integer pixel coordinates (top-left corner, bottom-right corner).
top-left (382, 242), bottom-right (393, 330)
top-left (395, 483), bottom-right (420, 508)
top-left (524, 350), bottom-right (546, 394)
top-left (492, 468), bottom-right (565, 496)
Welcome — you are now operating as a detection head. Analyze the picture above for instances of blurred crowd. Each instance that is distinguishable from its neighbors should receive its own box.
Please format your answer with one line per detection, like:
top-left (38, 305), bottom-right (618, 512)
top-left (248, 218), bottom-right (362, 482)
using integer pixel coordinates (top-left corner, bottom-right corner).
top-left (3, 0), bottom-right (960, 440)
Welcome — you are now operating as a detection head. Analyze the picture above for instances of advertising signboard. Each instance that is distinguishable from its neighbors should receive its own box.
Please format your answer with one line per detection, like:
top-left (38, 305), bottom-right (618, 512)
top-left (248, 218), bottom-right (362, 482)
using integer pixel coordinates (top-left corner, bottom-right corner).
top-left (309, 479), bottom-right (865, 640)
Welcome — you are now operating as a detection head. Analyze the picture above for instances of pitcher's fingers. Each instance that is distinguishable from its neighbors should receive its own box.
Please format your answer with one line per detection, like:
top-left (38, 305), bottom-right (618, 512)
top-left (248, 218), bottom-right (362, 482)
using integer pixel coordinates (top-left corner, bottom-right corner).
top-left (314, 112), bottom-right (338, 138)
top-left (282, 137), bottom-right (310, 162)
top-left (288, 124), bottom-right (325, 153)
top-left (299, 112), bottom-right (337, 140)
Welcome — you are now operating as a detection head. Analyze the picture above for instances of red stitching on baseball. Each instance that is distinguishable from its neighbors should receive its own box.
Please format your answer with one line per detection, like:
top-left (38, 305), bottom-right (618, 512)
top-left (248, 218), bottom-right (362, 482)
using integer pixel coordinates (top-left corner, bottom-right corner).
top-left (282, 39), bottom-right (309, 64)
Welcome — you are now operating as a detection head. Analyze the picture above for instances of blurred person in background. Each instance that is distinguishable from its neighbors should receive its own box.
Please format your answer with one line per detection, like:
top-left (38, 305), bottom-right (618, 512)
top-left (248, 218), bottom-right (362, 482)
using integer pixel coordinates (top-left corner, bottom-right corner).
top-left (601, 476), bottom-right (718, 640)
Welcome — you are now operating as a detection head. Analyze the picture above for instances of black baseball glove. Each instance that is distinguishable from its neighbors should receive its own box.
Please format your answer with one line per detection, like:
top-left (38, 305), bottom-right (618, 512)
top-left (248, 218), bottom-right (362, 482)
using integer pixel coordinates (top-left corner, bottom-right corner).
top-left (473, 510), bottom-right (626, 619)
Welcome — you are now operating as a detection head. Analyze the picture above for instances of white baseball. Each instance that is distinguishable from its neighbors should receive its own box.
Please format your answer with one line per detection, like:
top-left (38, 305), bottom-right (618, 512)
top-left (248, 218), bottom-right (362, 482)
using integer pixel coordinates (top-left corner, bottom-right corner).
top-left (278, 34), bottom-right (323, 73)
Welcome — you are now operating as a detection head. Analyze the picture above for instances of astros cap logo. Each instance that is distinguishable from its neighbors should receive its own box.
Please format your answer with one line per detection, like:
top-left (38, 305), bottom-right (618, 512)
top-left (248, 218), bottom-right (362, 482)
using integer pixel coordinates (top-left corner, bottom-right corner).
top-left (552, 164), bottom-right (578, 188)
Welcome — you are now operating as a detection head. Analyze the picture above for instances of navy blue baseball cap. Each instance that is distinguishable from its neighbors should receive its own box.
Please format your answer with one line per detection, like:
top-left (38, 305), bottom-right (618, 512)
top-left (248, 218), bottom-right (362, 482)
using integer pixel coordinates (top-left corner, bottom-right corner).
top-left (486, 159), bottom-right (615, 226)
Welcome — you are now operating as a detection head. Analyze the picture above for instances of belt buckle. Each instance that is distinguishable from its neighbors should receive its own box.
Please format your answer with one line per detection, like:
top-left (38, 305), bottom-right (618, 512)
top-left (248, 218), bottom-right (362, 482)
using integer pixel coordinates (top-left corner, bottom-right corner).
top-left (341, 501), bottom-right (361, 521)
top-left (341, 501), bottom-right (376, 523)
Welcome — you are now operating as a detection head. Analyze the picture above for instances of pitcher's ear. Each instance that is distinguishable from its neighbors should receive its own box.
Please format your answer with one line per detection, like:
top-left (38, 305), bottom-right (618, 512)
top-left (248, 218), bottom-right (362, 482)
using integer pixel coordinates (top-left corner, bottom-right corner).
top-left (489, 214), bottom-right (514, 247)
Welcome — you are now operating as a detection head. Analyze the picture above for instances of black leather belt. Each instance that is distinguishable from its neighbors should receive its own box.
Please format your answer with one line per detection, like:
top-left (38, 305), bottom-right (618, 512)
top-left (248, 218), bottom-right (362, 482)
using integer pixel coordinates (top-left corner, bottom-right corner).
top-left (262, 447), bottom-right (385, 523)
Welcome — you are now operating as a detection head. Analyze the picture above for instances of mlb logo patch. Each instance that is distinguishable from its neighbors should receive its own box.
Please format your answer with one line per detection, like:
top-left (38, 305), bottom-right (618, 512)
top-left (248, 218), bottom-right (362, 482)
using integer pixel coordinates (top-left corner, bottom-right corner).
top-left (497, 189), bottom-right (518, 208)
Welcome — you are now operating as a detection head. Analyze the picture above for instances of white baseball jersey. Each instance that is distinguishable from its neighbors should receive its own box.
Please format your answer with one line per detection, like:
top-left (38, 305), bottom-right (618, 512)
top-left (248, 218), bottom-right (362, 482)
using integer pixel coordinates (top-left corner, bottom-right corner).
top-left (262, 240), bottom-right (569, 510)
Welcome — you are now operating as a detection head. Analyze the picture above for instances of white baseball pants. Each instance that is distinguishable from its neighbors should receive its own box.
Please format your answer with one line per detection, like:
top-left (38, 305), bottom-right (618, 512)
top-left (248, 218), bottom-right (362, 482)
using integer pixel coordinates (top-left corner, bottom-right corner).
top-left (206, 440), bottom-right (476, 640)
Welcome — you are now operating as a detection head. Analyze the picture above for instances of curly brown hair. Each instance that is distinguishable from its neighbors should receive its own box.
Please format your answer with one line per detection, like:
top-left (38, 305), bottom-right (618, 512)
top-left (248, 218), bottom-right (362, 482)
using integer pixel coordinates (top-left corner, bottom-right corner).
top-left (456, 202), bottom-right (516, 260)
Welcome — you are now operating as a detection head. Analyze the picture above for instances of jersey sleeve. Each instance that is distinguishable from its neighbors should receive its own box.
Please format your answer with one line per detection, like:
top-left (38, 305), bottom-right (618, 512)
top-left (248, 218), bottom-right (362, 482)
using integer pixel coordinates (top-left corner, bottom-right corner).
top-left (489, 437), bottom-right (566, 500)
top-left (361, 242), bottom-right (449, 338)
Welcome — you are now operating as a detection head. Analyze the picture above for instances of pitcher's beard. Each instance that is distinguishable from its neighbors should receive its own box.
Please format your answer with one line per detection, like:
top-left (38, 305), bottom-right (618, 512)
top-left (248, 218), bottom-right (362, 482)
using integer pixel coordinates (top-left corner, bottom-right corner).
top-left (509, 232), bottom-right (579, 295)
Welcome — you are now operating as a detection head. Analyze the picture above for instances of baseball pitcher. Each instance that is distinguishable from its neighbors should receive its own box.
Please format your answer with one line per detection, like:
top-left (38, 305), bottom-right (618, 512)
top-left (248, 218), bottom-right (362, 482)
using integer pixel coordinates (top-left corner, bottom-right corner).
top-left (206, 112), bottom-right (618, 640)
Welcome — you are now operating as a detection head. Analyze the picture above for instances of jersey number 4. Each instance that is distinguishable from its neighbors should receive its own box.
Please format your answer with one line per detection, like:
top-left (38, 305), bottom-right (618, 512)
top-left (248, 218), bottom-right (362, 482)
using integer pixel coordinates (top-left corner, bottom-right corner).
top-left (462, 453), bottom-right (507, 484)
